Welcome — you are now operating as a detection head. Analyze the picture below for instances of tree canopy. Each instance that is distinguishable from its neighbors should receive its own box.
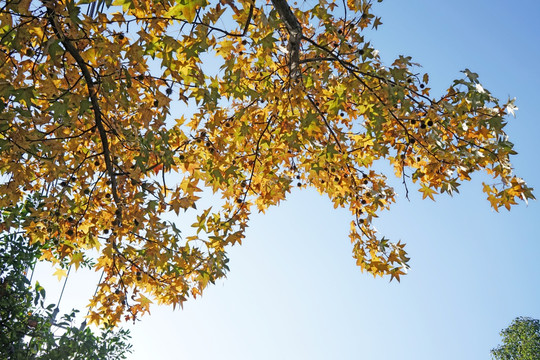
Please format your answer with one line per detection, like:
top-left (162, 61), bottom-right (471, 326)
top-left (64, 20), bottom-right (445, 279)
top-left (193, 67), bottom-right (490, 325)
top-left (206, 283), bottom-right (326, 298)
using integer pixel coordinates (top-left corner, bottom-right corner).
top-left (0, 224), bottom-right (132, 359)
top-left (491, 317), bottom-right (540, 360)
top-left (0, 0), bottom-right (534, 325)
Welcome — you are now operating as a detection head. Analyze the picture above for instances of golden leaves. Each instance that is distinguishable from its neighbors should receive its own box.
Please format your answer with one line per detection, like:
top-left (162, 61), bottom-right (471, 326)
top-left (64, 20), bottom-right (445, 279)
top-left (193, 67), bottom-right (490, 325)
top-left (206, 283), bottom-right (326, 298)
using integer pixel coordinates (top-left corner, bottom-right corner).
top-left (0, 0), bottom-right (533, 326)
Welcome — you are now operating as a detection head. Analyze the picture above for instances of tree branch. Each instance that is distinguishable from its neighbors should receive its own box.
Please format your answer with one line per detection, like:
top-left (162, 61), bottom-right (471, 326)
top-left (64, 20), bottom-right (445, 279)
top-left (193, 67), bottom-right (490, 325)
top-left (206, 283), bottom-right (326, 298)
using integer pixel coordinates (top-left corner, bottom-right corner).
top-left (45, 3), bottom-right (122, 220)
top-left (271, 0), bottom-right (302, 79)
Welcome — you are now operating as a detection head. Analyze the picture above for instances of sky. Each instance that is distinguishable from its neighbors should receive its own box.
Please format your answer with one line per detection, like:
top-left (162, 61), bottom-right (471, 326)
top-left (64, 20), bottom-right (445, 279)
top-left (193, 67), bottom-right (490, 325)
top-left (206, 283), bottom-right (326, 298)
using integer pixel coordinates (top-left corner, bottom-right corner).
top-left (33, 1), bottom-right (540, 359)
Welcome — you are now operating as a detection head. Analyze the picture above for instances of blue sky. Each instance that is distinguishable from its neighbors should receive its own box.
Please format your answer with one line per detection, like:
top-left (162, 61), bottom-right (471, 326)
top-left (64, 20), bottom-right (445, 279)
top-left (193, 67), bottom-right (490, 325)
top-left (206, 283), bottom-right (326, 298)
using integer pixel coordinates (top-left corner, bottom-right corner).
top-left (35, 1), bottom-right (540, 359)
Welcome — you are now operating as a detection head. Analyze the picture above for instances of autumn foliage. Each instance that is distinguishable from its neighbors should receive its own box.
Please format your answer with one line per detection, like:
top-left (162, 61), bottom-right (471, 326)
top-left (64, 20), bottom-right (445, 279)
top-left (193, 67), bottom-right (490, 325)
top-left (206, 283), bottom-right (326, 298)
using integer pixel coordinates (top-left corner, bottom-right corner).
top-left (0, 0), bottom-right (534, 325)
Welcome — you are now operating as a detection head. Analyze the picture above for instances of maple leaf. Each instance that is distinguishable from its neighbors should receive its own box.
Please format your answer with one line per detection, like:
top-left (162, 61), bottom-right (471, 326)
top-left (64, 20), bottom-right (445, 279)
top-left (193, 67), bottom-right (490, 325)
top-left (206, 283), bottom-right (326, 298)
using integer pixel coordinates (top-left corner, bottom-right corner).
top-left (87, 311), bottom-right (103, 325)
top-left (136, 295), bottom-right (153, 312)
top-left (152, 164), bottom-right (164, 175)
top-left (419, 184), bottom-right (438, 201)
top-left (53, 268), bottom-right (68, 281)
top-left (507, 99), bottom-right (519, 117)
top-left (71, 252), bottom-right (84, 270)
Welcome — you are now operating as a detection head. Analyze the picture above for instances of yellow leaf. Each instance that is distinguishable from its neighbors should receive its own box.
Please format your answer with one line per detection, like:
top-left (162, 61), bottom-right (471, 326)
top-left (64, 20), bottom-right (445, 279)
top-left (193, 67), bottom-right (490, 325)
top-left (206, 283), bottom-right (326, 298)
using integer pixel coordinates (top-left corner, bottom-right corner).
top-left (71, 252), bottom-right (84, 270)
top-left (53, 268), bottom-right (67, 281)
top-left (419, 184), bottom-right (437, 201)
top-left (136, 294), bottom-right (153, 313)
top-left (87, 311), bottom-right (102, 325)
top-left (78, 222), bottom-right (92, 234)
